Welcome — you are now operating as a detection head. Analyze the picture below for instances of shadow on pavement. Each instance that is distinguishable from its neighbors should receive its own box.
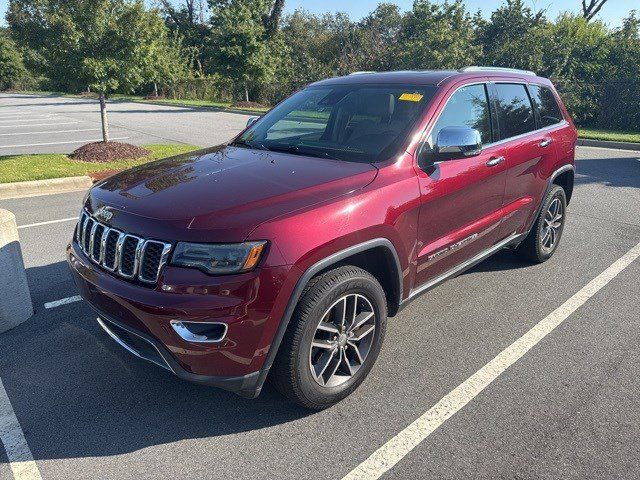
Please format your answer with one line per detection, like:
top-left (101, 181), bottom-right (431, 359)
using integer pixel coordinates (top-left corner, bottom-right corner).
top-left (575, 155), bottom-right (640, 189)
top-left (0, 260), bottom-right (312, 463)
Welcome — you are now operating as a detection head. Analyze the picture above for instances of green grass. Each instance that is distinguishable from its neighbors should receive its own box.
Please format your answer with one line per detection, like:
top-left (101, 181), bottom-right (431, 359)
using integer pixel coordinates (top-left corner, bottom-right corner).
top-left (0, 144), bottom-right (199, 184)
top-left (578, 128), bottom-right (640, 144)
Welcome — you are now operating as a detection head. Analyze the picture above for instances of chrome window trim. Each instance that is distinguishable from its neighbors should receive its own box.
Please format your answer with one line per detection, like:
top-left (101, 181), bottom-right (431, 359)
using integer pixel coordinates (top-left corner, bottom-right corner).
top-left (482, 120), bottom-right (568, 148)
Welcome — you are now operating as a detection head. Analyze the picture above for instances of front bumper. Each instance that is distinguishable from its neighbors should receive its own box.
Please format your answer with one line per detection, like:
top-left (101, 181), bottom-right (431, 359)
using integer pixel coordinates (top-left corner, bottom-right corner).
top-left (95, 312), bottom-right (261, 397)
top-left (67, 241), bottom-right (295, 397)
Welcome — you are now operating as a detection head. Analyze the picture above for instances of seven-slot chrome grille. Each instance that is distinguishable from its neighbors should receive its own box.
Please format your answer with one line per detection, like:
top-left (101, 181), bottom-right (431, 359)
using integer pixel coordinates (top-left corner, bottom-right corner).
top-left (75, 210), bottom-right (172, 284)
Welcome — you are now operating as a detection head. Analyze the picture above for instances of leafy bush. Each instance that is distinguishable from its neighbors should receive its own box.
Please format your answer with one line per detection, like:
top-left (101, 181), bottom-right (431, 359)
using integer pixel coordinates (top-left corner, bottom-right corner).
top-left (0, 30), bottom-right (27, 90)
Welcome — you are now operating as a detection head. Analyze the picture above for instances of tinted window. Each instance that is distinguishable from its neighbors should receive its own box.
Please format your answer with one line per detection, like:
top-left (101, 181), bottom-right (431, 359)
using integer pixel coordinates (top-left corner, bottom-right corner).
top-left (236, 85), bottom-right (436, 162)
top-left (493, 83), bottom-right (536, 139)
top-left (429, 84), bottom-right (492, 146)
top-left (529, 85), bottom-right (564, 127)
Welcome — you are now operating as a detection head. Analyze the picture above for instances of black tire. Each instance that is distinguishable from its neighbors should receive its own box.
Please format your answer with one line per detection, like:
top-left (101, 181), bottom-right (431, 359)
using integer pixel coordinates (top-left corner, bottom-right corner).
top-left (515, 184), bottom-right (567, 263)
top-left (269, 265), bottom-right (387, 410)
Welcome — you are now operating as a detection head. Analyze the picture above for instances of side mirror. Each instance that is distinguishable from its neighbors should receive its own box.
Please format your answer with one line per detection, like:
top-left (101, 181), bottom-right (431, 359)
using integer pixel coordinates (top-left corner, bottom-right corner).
top-left (417, 126), bottom-right (482, 171)
top-left (435, 126), bottom-right (482, 159)
top-left (246, 116), bottom-right (259, 128)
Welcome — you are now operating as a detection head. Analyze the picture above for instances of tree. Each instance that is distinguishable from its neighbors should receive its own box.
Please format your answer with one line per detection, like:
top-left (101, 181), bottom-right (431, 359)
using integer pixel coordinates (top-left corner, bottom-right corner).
top-left (0, 30), bottom-right (27, 90)
top-left (263, 0), bottom-right (285, 39)
top-left (582, 0), bottom-right (609, 21)
top-left (159, 0), bottom-right (210, 75)
top-left (8, 0), bottom-right (189, 141)
top-left (207, 0), bottom-right (276, 101)
top-left (345, 4), bottom-right (404, 72)
top-left (397, 0), bottom-right (481, 70)
top-left (478, 0), bottom-right (548, 73)
top-left (599, 11), bottom-right (640, 129)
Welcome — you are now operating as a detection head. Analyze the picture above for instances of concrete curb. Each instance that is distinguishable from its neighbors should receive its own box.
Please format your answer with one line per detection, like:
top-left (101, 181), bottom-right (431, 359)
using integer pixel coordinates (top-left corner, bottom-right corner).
top-left (0, 176), bottom-right (93, 200)
top-left (577, 138), bottom-right (640, 152)
top-left (0, 209), bottom-right (33, 333)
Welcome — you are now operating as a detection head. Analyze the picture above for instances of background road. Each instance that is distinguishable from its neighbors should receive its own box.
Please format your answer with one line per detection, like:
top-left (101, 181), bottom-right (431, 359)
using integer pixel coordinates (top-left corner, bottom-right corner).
top-left (1, 140), bottom-right (639, 478)
top-left (0, 93), bottom-right (250, 154)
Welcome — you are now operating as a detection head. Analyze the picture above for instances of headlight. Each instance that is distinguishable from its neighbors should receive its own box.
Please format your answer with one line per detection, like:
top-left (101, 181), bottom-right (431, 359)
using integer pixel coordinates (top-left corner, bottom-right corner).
top-left (170, 241), bottom-right (267, 275)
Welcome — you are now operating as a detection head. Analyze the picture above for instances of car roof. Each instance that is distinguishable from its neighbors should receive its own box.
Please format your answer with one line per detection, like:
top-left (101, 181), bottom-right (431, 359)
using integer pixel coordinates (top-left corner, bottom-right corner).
top-left (309, 69), bottom-right (550, 87)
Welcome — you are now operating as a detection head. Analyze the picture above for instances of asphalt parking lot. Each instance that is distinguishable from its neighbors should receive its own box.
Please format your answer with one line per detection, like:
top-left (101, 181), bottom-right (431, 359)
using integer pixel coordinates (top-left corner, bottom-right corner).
top-left (0, 142), bottom-right (639, 479)
top-left (0, 93), bottom-right (250, 154)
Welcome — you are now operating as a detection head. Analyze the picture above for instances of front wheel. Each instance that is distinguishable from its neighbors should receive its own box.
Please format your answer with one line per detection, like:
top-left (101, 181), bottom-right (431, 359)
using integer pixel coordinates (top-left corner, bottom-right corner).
top-left (269, 265), bottom-right (387, 410)
top-left (515, 184), bottom-right (567, 263)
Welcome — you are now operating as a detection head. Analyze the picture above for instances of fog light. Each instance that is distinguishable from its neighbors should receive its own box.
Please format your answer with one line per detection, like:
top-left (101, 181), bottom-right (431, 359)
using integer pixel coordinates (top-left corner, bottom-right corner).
top-left (170, 320), bottom-right (228, 343)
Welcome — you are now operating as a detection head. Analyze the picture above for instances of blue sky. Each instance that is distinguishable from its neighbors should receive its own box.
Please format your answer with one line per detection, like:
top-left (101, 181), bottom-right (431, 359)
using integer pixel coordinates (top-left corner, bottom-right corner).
top-left (0, 0), bottom-right (633, 27)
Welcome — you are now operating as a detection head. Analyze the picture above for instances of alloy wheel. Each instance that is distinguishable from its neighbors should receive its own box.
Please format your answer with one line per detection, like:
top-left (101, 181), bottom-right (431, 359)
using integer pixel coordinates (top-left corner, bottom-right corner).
top-left (541, 197), bottom-right (563, 252)
top-left (308, 294), bottom-right (376, 387)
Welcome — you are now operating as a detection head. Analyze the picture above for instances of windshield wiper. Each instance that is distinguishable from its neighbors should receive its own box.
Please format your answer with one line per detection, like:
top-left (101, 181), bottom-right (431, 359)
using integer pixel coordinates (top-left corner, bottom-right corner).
top-left (230, 139), bottom-right (268, 151)
top-left (266, 143), bottom-right (341, 161)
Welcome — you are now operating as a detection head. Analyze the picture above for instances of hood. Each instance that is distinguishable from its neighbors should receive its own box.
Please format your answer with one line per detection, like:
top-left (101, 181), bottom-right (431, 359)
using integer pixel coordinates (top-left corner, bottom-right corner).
top-left (87, 145), bottom-right (378, 242)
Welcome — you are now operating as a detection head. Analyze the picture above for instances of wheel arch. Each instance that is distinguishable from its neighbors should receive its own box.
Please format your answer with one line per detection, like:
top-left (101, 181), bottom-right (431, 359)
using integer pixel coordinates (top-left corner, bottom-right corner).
top-left (552, 167), bottom-right (574, 204)
top-left (253, 238), bottom-right (403, 396)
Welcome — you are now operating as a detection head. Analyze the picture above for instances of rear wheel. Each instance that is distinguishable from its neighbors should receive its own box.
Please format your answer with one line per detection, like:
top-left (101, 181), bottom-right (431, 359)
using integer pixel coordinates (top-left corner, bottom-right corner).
top-left (270, 265), bottom-right (387, 410)
top-left (515, 184), bottom-right (567, 263)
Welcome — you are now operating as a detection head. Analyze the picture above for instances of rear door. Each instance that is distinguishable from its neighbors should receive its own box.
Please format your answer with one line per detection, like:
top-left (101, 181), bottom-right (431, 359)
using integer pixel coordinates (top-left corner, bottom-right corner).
top-left (489, 83), bottom-right (563, 239)
top-left (413, 83), bottom-right (507, 289)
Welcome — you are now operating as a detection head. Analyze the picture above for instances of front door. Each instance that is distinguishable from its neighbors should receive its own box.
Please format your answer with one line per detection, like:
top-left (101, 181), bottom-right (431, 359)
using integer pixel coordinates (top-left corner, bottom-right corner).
top-left (413, 83), bottom-right (507, 290)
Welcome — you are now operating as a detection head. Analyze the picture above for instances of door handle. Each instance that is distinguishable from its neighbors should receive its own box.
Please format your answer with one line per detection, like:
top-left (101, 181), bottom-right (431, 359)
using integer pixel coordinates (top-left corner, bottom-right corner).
top-left (486, 156), bottom-right (505, 167)
top-left (539, 138), bottom-right (553, 148)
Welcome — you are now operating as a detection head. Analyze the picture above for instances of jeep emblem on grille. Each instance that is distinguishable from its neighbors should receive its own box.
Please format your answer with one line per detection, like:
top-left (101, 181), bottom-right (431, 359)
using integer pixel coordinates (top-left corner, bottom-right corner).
top-left (94, 206), bottom-right (114, 223)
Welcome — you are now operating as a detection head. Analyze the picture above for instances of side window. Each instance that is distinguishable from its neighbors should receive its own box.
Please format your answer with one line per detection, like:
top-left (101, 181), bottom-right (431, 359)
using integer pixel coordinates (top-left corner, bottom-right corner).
top-left (528, 85), bottom-right (564, 128)
top-left (429, 84), bottom-right (492, 146)
top-left (493, 83), bottom-right (536, 139)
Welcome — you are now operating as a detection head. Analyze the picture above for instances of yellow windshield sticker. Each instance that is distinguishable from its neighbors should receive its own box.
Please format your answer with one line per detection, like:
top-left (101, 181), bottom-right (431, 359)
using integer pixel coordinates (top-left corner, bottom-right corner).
top-left (399, 92), bottom-right (423, 102)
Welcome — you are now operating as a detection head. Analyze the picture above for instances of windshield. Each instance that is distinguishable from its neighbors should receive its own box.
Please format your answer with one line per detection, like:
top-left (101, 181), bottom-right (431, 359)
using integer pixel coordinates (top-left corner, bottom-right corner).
top-left (234, 84), bottom-right (437, 163)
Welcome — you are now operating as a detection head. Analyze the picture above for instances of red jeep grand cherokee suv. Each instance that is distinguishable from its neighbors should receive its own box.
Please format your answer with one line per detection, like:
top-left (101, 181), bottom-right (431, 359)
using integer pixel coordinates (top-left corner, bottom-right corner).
top-left (68, 68), bottom-right (576, 409)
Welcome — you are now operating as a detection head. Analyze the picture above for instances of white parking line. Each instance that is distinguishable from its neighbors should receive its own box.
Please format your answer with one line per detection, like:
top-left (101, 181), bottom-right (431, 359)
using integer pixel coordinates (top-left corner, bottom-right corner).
top-left (0, 129), bottom-right (101, 137)
top-left (0, 137), bottom-right (129, 148)
top-left (343, 240), bottom-right (640, 480)
top-left (17, 217), bottom-right (78, 229)
top-left (44, 296), bottom-right (82, 309)
top-left (0, 117), bottom-right (56, 123)
top-left (0, 122), bottom-right (80, 128)
top-left (0, 113), bottom-right (54, 117)
top-left (0, 377), bottom-right (43, 480)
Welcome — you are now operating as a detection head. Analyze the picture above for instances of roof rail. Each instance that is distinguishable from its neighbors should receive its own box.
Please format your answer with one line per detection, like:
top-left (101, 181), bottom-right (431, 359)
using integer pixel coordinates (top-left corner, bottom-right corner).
top-left (349, 71), bottom-right (376, 75)
top-left (461, 66), bottom-right (536, 76)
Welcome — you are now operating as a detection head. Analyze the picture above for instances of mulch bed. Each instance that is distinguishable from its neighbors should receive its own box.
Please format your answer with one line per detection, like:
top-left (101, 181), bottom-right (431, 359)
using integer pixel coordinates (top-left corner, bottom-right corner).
top-left (144, 93), bottom-right (166, 100)
top-left (231, 101), bottom-right (267, 109)
top-left (70, 141), bottom-right (150, 163)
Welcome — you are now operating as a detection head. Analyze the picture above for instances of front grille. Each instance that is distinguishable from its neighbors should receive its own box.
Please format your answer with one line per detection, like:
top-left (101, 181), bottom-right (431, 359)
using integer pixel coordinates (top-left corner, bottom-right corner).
top-left (76, 210), bottom-right (172, 285)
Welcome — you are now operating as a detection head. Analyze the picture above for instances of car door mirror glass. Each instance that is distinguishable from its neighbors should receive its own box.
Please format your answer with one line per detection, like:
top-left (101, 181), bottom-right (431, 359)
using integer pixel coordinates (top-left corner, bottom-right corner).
top-left (246, 116), bottom-right (260, 128)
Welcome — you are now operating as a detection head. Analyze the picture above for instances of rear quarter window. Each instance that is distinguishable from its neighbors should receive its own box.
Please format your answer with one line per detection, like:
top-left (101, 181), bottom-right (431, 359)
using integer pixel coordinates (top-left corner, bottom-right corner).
top-left (528, 85), bottom-right (564, 128)
top-left (493, 83), bottom-right (536, 139)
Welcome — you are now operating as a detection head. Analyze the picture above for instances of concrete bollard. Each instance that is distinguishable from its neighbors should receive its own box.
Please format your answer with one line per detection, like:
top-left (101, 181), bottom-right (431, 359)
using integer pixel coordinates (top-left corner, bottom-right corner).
top-left (0, 209), bottom-right (33, 333)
